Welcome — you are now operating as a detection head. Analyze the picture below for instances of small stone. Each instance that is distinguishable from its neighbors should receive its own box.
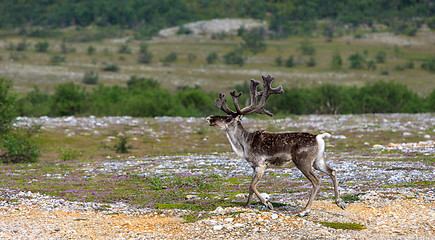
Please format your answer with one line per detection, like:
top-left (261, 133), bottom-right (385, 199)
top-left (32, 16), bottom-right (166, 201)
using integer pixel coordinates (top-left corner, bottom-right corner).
top-left (185, 195), bottom-right (200, 200)
top-left (213, 225), bottom-right (224, 231)
top-left (213, 206), bottom-right (224, 214)
top-left (233, 223), bottom-right (244, 228)
top-left (271, 214), bottom-right (279, 220)
top-left (55, 228), bottom-right (60, 231)
top-left (224, 217), bottom-right (234, 222)
top-left (373, 144), bottom-right (384, 149)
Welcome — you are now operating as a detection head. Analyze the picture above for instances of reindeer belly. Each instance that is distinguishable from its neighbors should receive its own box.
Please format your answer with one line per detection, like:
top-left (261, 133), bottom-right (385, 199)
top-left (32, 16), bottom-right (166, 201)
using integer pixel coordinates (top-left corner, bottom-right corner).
top-left (265, 154), bottom-right (295, 169)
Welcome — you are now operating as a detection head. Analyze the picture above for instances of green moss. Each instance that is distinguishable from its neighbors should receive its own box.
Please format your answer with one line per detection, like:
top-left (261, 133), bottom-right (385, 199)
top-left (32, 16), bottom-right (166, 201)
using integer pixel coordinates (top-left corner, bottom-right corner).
top-left (317, 221), bottom-right (366, 230)
top-left (341, 193), bottom-right (362, 203)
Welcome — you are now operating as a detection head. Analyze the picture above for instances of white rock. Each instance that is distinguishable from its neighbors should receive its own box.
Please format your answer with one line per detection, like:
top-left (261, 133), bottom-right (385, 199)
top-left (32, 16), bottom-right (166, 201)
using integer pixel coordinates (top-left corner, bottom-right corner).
top-left (213, 206), bottom-right (224, 214)
top-left (271, 214), bottom-right (279, 220)
top-left (213, 225), bottom-right (224, 231)
top-left (224, 218), bottom-right (234, 222)
top-left (185, 195), bottom-right (200, 200)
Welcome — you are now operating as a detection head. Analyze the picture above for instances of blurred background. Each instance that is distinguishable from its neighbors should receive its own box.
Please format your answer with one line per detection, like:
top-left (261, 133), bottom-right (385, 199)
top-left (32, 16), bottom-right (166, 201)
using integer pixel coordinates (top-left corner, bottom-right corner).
top-left (0, 0), bottom-right (434, 117)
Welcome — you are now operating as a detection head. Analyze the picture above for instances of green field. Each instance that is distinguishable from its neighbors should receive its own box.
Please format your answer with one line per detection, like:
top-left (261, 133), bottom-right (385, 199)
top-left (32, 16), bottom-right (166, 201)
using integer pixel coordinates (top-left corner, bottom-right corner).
top-left (1, 27), bottom-right (434, 97)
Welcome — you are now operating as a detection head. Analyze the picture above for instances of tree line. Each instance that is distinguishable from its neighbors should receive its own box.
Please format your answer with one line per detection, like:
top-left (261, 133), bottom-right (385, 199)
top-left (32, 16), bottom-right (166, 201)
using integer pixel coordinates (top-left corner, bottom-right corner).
top-left (0, 0), bottom-right (433, 38)
top-left (12, 76), bottom-right (435, 118)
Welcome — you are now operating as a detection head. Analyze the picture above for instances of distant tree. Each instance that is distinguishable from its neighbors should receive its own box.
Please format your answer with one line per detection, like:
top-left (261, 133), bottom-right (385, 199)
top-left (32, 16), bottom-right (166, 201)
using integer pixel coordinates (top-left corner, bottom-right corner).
top-left (306, 56), bottom-right (316, 67)
top-left (285, 55), bottom-right (294, 68)
top-left (241, 28), bottom-right (267, 54)
top-left (367, 60), bottom-right (377, 70)
top-left (188, 53), bottom-right (197, 63)
top-left (206, 52), bottom-right (218, 64)
top-left (161, 52), bottom-right (177, 64)
top-left (50, 82), bottom-right (86, 116)
top-left (82, 71), bottom-right (99, 85)
top-left (102, 63), bottom-right (120, 72)
top-left (127, 76), bottom-right (160, 91)
top-left (300, 41), bottom-right (316, 55)
top-left (87, 46), bottom-right (96, 55)
top-left (177, 25), bottom-right (193, 35)
top-left (331, 51), bottom-right (342, 70)
top-left (375, 50), bottom-right (386, 63)
top-left (0, 77), bottom-right (16, 135)
top-left (138, 43), bottom-right (153, 64)
top-left (348, 52), bottom-right (366, 69)
top-left (224, 49), bottom-right (244, 66)
top-left (118, 44), bottom-right (132, 54)
top-left (34, 41), bottom-right (49, 52)
top-left (275, 56), bottom-right (283, 66)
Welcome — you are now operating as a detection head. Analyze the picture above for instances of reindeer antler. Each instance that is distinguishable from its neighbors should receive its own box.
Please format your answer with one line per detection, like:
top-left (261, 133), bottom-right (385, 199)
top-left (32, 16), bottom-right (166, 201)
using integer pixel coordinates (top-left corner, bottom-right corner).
top-left (214, 93), bottom-right (238, 117)
top-left (214, 75), bottom-right (284, 117)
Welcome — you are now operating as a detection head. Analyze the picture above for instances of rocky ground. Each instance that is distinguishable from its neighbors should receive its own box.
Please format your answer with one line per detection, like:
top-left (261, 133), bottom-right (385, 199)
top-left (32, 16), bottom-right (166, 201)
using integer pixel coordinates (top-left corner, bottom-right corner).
top-left (0, 190), bottom-right (434, 239)
top-left (1, 114), bottom-right (434, 239)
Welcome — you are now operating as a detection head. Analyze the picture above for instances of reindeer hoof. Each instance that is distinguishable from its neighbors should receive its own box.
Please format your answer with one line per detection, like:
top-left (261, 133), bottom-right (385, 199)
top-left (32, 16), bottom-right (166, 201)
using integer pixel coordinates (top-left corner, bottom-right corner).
top-left (336, 198), bottom-right (347, 210)
top-left (297, 210), bottom-right (310, 217)
top-left (265, 201), bottom-right (274, 210)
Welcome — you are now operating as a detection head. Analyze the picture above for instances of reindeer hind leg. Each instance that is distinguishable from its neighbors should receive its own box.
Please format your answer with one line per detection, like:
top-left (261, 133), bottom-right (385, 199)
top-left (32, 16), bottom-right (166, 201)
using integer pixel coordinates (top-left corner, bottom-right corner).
top-left (313, 155), bottom-right (346, 210)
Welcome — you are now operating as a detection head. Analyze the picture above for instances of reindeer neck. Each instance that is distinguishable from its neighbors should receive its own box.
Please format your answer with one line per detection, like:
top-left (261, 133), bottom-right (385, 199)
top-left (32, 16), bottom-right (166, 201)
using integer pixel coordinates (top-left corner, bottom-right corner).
top-left (225, 122), bottom-right (252, 158)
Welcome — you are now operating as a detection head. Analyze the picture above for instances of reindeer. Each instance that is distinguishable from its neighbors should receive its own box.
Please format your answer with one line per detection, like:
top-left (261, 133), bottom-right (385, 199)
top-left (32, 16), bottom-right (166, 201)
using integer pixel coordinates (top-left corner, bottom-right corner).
top-left (206, 75), bottom-right (346, 216)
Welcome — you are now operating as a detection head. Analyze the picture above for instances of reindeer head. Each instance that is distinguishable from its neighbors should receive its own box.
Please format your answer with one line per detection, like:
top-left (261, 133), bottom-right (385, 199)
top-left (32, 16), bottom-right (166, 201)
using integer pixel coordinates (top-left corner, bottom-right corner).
top-left (206, 75), bottom-right (284, 131)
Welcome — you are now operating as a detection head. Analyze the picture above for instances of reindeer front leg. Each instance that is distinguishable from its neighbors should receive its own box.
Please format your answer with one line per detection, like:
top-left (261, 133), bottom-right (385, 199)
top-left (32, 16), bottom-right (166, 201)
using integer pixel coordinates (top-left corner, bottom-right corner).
top-left (245, 165), bottom-right (273, 210)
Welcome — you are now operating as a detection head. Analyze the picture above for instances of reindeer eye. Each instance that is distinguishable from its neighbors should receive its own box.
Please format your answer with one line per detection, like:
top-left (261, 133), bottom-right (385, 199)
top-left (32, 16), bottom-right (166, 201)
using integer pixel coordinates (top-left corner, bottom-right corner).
top-left (225, 117), bottom-right (232, 122)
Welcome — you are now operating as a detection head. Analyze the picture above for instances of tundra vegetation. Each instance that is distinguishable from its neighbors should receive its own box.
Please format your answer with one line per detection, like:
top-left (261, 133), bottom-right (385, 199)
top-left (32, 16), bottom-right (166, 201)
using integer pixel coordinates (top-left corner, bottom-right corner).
top-left (0, 0), bottom-right (434, 227)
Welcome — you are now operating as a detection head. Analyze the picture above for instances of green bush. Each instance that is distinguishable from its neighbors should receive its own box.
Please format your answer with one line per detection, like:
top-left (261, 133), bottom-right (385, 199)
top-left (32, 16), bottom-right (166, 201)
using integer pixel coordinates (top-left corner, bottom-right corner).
top-left (59, 147), bottom-right (81, 161)
top-left (206, 52), bottom-right (218, 64)
top-left (367, 60), bottom-right (377, 70)
top-left (275, 56), bottom-right (283, 66)
top-left (285, 55), bottom-right (294, 68)
top-left (50, 55), bottom-right (66, 65)
top-left (0, 78), bottom-right (41, 164)
top-left (175, 87), bottom-right (214, 116)
top-left (16, 39), bottom-right (29, 51)
top-left (114, 136), bottom-right (131, 153)
top-left (348, 52), bottom-right (366, 69)
top-left (421, 57), bottom-right (435, 72)
top-left (82, 71), bottom-right (99, 85)
top-left (161, 52), bottom-right (178, 64)
top-left (87, 45), bottom-right (96, 55)
top-left (375, 50), bottom-right (386, 63)
top-left (118, 44), bottom-right (132, 54)
top-left (177, 25), bottom-right (193, 35)
top-left (300, 41), bottom-right (316, 55)
top-left (188, 53), bottom-right (197, 63)
top-left (50, 82), bottom-right (86, 116)
top-left (331, 51), bottom-right (342, 69)
top-left (223, 49), bottom-right (244, 66)
top-left (1, 131), bottom-right (40, 164)
top-left (306, 56), bottom-right (316, 67)
top-left (0, 77), bottom-right (16, 135)
top-left (102, 63), bottom-right (120, 72)
top-left (127, 76), bottom-right (160, 91)
top-left (16, 86), bottom-right (50, 117)
top-left (34, 41), bottom-right (49, 52)
top-left (241, 28), bottom-right (267, 54)
top-left (138, 43), bottom-right (153, 64)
